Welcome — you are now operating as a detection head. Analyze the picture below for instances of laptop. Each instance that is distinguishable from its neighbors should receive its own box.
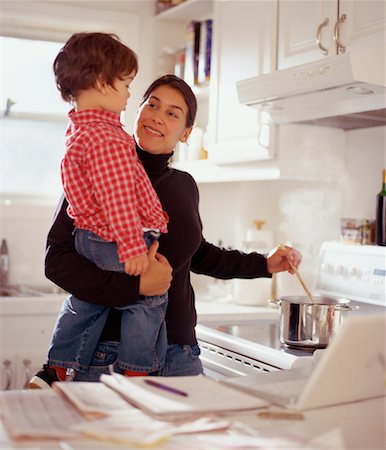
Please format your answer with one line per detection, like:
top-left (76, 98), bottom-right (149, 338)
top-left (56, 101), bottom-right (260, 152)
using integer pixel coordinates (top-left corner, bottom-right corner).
top-left (224, 313), bottom-right (386, 411)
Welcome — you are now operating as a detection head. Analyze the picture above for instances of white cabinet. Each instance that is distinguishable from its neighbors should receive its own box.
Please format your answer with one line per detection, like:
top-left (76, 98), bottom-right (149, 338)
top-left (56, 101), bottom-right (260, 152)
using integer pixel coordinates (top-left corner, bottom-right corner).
top-left (277, 0), bottom-right (386, 69)
top-left (0, 352), bottom-right (48, 390)
top-left (155, 1), bottom-right (279, 173)
top-left (208, 0), bottom-right (277, 164)
top-left (155, 0), bottom-right (213, 133)
top-left (0, 353), bottom-right (15, 390)
top-left (0, 296), bottom-right (64, 390)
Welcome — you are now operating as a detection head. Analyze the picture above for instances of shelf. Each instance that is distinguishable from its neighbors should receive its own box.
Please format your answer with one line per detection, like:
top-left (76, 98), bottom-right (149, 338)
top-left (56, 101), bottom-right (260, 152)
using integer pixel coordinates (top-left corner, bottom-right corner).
top-left (171, 159), bottom-right (280, 183)
top-left (192, 84), bottom-right (210, 100)
top-left (171, 158), bottom-right (343, 184)
top-left (155, 0), bottom-right (212, 22)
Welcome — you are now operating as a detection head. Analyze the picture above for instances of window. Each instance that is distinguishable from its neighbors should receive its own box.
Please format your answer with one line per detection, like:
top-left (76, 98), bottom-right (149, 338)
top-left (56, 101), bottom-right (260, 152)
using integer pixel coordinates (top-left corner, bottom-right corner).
top-left (1, 36), bottom-right (67, 199)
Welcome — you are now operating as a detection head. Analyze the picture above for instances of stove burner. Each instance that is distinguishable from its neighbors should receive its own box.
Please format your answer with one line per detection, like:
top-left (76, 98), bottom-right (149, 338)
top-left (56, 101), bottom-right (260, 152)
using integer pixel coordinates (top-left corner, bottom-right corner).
top-left (281, 343), bottom-right (319, 352)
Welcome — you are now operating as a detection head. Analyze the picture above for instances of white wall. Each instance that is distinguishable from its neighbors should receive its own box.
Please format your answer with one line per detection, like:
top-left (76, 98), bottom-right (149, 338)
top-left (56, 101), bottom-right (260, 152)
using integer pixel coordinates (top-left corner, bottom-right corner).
top-left (195, 125), bottom-right (385, 294)
top-left (1, 197), bottom-right (58, 289)
top-left (2, 125), bottom-right (384, 289)
top-left (342, 126), bottom-right (386, 219)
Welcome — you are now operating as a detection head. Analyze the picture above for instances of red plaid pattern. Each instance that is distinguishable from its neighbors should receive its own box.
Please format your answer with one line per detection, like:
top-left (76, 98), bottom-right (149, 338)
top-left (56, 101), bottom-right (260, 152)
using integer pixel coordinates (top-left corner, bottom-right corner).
top-left (61, 109), bottom-right (168, 262)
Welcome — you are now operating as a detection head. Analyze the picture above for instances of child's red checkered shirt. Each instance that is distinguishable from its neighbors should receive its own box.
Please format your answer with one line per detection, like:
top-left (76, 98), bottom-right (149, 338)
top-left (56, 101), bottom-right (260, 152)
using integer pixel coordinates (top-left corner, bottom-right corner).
top-left (61, 109), bottom-right (168, 262)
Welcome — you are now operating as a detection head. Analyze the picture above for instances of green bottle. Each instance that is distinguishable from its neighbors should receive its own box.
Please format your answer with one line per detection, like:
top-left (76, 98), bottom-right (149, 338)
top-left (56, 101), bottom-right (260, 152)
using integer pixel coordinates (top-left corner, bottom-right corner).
top-left (376, 169), bottom-right (386, 246)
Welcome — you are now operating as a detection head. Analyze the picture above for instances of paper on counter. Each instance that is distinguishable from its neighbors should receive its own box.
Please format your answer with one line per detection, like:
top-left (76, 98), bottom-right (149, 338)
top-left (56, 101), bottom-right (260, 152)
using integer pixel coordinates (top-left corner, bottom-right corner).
top-left (53, 380), bottom-right (134, 418)
top-left (0, 389), bottom-right (84, 439)
top-left (184, 422), bottom-right (345, 449)
top-left (100, 373), bottom-right (268, 419)
top-left (73, 412), bottom-right (231, 447)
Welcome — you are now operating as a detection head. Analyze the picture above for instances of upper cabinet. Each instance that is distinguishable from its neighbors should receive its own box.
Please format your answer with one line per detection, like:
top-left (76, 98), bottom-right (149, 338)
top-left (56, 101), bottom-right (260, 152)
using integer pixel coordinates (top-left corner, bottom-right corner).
top-left (152, 0), bottom-right (383, 182)
top-left (154, 0), bottom-right (213, 133)
top-left (154, 1), bottom-right (278, 168)
top-left (277, 0), bottom-right (386, 69)
top-left (155, 0), bottom-right (212, 22)
top-left (207, 0), bottom-right (278, 164)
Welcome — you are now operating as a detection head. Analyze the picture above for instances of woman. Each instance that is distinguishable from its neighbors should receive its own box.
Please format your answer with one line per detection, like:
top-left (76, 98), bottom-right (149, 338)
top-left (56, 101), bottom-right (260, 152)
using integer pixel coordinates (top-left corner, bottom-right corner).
top-left (31, 75), bottom-right (301, 384)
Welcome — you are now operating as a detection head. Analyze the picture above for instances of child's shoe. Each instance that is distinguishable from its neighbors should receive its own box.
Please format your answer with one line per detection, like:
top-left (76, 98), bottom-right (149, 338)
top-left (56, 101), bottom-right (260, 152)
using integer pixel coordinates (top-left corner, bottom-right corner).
top-left (28, 364), bottom-right (76, 389)
top-left (28, 365), bottom-right (62, 389)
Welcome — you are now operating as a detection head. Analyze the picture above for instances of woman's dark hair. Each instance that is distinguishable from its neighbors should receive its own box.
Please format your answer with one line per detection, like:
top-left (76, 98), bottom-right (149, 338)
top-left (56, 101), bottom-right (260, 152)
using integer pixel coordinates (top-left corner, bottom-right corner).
top-left (53, 32), bottom-right (138, 103)
top-left (140, 74), bottom-right (197, 128)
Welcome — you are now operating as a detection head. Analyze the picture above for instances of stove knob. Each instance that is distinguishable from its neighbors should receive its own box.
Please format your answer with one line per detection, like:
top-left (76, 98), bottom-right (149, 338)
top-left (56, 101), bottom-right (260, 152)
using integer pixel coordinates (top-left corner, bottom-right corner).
top-left (349, 267), bottom-right (361, 278)
top-left (335, 265), bottom-right (344, 276)
top-left (322, 263), bottom-right (334, 274)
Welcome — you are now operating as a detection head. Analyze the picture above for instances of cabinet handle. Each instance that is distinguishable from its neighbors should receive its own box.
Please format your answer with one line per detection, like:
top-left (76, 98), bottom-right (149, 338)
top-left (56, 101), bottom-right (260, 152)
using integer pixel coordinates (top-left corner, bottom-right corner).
top-left (257, 122), bottom-right (270, 150)
top-left (22, 358), bottom-right (32, 389)
top-left (316, 18), bottom-right (329, 55)
top-left (334, 13), bottom-right (347, 54)
top-left (2, 359), bottom-right (12, 390)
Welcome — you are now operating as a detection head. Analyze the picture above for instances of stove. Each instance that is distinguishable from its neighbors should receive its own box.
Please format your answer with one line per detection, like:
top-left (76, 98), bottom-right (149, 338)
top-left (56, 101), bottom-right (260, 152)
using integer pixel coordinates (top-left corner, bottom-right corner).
top-left (197, 242), bottom-right (386, 379)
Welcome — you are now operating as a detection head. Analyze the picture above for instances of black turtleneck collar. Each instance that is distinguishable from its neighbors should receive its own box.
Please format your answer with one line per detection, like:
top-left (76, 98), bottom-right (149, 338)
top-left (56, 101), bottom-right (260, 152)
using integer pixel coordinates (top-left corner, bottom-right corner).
top-left (136, 143), bottom-right (173, 179)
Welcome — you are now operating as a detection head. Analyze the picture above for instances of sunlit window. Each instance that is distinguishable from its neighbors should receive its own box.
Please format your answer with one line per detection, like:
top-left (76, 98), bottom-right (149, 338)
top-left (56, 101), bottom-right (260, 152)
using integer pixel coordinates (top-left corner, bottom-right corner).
top-left (0, 36), bottom-right (68, 199)
top-left (1, 36), bottom-right (67, 115)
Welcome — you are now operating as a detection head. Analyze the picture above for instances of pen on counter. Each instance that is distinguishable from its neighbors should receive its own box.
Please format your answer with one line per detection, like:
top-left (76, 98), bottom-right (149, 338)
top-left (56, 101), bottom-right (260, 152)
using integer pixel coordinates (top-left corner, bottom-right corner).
top-left (144, 379), bottom-right (188, 397)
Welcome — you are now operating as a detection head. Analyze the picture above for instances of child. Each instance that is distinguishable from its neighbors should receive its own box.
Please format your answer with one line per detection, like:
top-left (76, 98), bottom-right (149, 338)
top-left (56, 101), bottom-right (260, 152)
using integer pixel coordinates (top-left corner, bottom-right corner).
top-left (30, 32), bottom-right (168, 388)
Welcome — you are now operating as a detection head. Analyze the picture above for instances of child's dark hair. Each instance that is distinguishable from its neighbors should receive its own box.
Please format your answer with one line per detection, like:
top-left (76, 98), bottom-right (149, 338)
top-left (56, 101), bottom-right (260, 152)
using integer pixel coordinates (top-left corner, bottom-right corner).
top-left (53, 32), bottom-right (138, 103)
top-left (140, 74), bottom-right (197, 128)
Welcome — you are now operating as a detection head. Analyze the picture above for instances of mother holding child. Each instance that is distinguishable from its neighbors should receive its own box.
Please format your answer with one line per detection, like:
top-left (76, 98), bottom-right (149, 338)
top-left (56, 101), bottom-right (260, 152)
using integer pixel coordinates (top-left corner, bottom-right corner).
top-left (29, 32), bottom-right (301, 388)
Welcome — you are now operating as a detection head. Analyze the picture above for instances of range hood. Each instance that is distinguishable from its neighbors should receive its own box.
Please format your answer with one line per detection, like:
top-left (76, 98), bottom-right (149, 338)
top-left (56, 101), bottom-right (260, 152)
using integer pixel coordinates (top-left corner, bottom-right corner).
top-left (237, 47), bottom-right (386, 130)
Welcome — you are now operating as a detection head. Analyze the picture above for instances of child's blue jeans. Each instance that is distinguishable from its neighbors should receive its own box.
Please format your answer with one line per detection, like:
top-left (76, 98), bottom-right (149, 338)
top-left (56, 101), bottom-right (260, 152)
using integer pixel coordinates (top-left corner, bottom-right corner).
top-left (47, 229), bottom-right (168, 373)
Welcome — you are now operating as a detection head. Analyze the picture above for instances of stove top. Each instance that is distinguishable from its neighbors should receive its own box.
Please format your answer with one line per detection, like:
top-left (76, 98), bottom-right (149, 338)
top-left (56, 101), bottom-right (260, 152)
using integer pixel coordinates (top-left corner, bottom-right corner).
top-left (208, 321), bottom-right (316, 356)
top-left (197, 242), bottom-right (385, 375)
top-left (196, 319), bottom-right (317, 372)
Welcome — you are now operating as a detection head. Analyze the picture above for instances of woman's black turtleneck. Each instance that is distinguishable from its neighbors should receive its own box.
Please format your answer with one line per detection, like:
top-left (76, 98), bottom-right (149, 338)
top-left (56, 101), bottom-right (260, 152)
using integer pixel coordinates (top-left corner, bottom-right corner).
top-left (45, 144), bottom-right (271, 345)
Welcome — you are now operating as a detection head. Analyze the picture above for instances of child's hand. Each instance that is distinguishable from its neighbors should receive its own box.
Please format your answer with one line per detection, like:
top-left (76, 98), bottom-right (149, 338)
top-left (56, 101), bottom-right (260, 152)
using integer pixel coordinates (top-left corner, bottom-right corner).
top-left (125, 253), bottom-right (149, 276)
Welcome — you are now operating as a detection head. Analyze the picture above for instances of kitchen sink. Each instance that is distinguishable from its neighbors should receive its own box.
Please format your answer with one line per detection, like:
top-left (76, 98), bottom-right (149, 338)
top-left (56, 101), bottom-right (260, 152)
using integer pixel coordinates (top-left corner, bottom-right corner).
top-left (0, 284), bottom-right (66, 297)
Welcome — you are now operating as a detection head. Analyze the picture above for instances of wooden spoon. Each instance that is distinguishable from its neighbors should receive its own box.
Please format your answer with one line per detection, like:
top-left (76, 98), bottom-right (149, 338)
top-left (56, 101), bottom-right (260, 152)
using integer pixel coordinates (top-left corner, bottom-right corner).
top-left (279, 245), bottom-right (315, 303)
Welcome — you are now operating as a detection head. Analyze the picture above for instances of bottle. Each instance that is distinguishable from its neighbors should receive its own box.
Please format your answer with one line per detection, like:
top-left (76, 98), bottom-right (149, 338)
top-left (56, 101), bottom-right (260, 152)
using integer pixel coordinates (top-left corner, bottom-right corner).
top-left (376, 169), bottom-right (386, 246)
top-left (233, 221), bottom-right (274, 306)
top-left (0, 239), bottom-right (9, 285)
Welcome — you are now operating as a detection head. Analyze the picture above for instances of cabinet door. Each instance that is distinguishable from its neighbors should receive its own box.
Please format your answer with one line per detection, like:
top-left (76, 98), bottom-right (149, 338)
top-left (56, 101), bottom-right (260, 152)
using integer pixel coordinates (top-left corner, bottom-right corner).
top-left (15, 352), bottom-right (47, 389)
top-left (338, 0), bottom-right (386, 54)
top-left (0, 353), bottom-right (16, 390)
top-left (209, 0), bottom-right (277, 163)
top-left (277, 0), bottom-right (337, 69)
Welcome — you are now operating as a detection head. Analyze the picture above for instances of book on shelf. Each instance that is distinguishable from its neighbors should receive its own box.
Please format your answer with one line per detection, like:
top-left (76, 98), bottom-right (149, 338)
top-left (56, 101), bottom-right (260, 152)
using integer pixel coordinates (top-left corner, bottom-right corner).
top-left (174, 46), bottom-right (186, 79)
top-left (183, 20), bottom-right (201, 86)
top-left (173, 19), bottom-right (213, 88)
top-left (198, 19), bottom-right (212, 85)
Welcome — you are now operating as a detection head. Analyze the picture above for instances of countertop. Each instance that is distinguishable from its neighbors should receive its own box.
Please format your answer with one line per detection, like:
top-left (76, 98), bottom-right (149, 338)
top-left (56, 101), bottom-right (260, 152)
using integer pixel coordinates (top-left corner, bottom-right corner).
top-left (0, 293), bottom-right (278, 323)
top-left (0, 395), bottom-right (384, 448)
top-left (196, 295), bottom-right (279, 324)
top-left (1, 296), bottom-right (385, 449)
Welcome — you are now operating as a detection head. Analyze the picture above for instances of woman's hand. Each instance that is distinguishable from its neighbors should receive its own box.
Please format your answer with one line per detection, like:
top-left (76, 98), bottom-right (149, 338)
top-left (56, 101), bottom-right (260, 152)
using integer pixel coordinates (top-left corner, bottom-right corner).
top-left (266, 245), bottom-right (302, 274)
top-left (139, 241), bottom-right (172, 296)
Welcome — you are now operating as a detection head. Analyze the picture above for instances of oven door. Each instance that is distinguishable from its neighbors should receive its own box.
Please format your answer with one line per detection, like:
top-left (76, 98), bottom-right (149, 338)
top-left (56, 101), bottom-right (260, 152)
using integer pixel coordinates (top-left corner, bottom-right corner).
top-left (197, 319), bottom-right (315, 380)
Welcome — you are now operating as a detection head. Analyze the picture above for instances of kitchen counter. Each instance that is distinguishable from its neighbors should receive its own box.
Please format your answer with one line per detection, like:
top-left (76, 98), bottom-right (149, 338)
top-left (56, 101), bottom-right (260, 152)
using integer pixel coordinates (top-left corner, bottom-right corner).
top-left (0, 294), bottom-right (276, 323)
top-left (1, 296), bottom-right (384, 448)
top-left (0, 293), bottom-right (276, 322)
top-left (0, 395), bottom-right (384, 448)
top-left (196, 295), bottom-right (279, 324)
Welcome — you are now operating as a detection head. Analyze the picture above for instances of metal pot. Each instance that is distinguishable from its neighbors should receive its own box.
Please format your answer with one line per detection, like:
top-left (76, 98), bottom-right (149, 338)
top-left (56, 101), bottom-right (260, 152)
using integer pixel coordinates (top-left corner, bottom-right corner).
top-left (270, 295), bottom-right (359, 349)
